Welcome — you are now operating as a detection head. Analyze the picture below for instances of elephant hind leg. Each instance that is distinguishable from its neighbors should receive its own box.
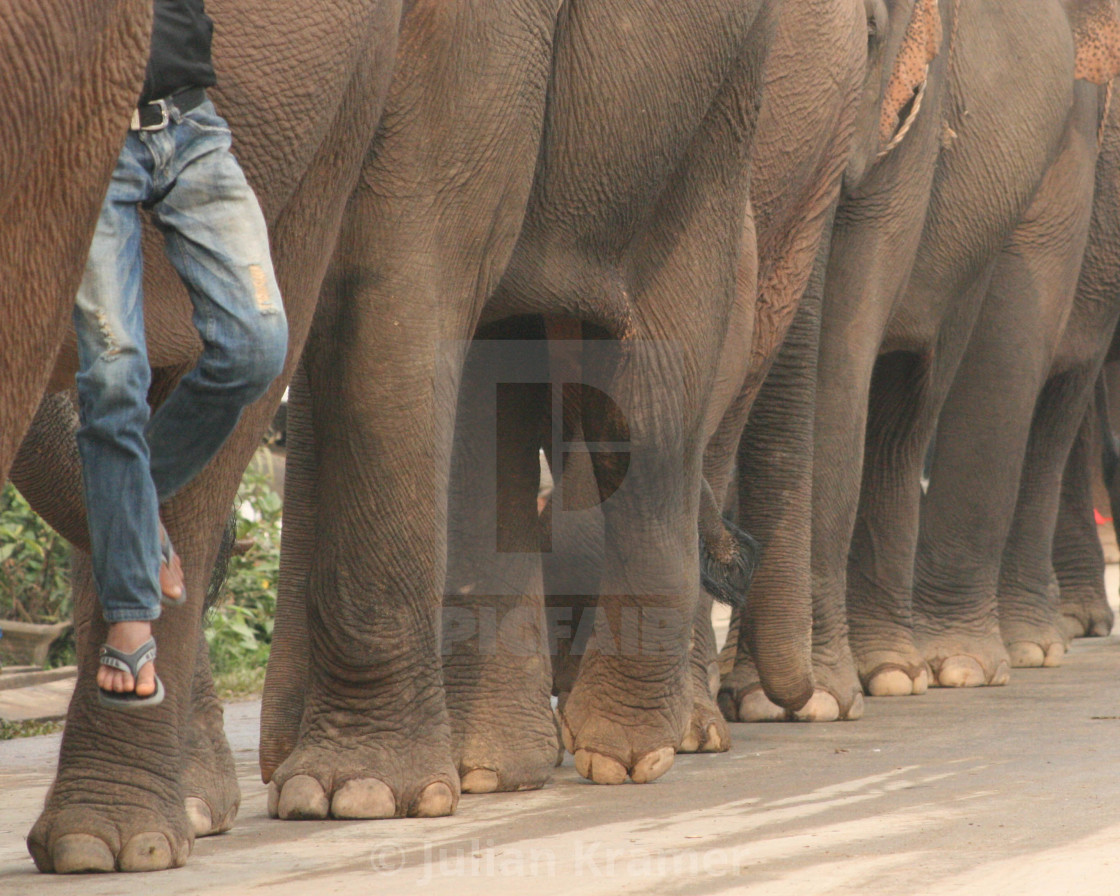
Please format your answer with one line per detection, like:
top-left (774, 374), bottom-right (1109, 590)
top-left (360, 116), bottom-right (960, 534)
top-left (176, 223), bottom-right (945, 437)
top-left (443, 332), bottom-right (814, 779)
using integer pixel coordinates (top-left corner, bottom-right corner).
top-left (1055, 402), bottom-right (1115, 639)
top-left (846, 349), bottom-right (942, 696)
top-left (680, 592), bottom-right (731, 753)
top-left (445, 319), bottom-right (559, 794)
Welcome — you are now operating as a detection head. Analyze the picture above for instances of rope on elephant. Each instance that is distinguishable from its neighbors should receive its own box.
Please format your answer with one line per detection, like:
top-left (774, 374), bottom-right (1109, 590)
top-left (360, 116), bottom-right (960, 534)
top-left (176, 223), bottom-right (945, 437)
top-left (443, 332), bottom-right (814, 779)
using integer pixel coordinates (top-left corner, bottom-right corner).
top-left (877, 0), bottom-right (961, 161)
top-left (878, 70), bottom-right (927, 158)
top-left (1101, 79), bottom-right (1113, 148)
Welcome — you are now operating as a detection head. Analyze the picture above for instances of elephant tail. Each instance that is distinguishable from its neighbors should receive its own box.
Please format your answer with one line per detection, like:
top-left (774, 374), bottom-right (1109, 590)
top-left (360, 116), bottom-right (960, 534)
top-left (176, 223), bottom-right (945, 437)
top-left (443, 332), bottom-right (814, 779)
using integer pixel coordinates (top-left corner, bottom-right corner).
top-left (698, 478), bottom-right (760, 609)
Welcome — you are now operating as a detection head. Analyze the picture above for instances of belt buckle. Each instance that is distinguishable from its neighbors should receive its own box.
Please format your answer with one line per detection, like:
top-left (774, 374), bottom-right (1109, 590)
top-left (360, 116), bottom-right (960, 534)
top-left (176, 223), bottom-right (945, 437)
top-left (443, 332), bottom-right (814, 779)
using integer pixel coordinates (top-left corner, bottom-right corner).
top-left (130, 98), bottom-right (171, 132)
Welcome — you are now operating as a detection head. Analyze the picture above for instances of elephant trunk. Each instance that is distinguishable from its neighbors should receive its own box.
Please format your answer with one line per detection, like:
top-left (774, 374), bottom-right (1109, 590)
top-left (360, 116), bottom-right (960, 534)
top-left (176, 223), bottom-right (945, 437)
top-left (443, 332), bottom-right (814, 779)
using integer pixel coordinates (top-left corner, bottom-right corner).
top-left (732, 264), bottom-right (825, 712)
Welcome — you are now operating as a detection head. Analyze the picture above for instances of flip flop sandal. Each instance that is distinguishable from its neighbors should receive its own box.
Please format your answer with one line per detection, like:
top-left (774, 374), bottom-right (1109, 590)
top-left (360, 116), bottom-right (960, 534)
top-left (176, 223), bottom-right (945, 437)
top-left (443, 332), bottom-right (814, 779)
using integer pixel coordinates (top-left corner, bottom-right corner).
top-left (159, 522), bottom-right (185, 606)
top-left (98, 637), bottom-right (165, 709)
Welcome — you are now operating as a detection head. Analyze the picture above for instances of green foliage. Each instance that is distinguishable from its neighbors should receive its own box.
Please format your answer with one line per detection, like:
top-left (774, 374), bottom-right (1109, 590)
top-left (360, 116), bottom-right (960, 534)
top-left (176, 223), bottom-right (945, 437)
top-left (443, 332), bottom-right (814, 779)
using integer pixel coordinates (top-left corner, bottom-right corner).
top-left (0, 718), bottom-right (63, 741)
top-left (204, 457), bottom-right (282, 677)
top-left (0, 451), bottom-right (283, 685)
top-left (0, 482), bottom-right (71, 625)
top-left (212, 663), bottom-right (268, 701)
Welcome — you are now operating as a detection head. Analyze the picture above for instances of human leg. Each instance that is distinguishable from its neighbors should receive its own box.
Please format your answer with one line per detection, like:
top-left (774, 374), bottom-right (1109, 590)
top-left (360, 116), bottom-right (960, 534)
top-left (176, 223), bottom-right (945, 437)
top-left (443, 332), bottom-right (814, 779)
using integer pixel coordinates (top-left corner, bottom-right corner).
top-left (71, 136), bottom-right (164, 700)
top-left (146, 101), bottom-right (288, 502)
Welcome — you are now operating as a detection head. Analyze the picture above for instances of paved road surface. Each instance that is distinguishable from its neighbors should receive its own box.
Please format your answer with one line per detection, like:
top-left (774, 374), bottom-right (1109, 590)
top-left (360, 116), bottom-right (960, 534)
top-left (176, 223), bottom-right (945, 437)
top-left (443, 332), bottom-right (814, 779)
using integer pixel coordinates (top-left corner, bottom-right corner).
top-left (3, 608), bottom-right (1120, 894)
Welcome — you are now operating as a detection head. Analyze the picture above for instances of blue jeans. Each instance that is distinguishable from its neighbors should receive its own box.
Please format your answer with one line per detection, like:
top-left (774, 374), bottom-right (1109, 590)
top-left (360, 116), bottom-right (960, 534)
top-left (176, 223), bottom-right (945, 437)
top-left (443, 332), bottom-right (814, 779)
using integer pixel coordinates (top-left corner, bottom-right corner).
top-left (73, 98), bottom-right (287, 624)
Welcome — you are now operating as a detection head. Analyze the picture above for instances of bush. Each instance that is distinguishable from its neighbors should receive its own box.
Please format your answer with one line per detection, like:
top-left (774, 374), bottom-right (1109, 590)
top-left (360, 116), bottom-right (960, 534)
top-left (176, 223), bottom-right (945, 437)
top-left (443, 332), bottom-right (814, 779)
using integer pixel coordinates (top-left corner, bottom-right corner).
top-left (0, 483), bottom-right (71, 625)
top-left (204, 458), bottom-right (283, 678)
top-left (0, 453), bottom-right (283, 683)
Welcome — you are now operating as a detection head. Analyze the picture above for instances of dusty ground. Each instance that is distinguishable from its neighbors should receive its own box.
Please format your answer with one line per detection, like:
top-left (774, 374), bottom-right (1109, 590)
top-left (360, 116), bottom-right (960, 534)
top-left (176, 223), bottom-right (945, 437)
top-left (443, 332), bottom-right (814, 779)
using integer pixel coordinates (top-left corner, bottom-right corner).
top-left (2, 571), bottom-right (1119, 894)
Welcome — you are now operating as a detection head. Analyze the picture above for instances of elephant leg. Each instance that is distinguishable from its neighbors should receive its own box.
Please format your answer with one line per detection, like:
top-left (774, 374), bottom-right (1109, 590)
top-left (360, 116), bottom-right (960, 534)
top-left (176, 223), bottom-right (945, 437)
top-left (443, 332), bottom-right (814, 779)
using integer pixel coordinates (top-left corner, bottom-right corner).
top-left (818, 284), bottom-right (942, 701)
top-left (264, 258), bottom-right (463, 820)
top-left (1057, 99), bottom-right (1120, 640)
top-left (1055, 397), bottom-right (1116, 639)
top-left (259, 362), bottom-right (313, 780)
top-left (23, 389), bottom-right (250, 871)
top-left (913, 339), bottom-right (1039, 686)
top-left (681, 591), bottom-right (731, 752)
top-left (845, 347), bottom-right (950, 695)
top-left (182, 627), bottom-right (240, 837)
top-left (443, 321), bottom-right (558, 794)
top-left (542, 337), bottom-right (607, 708)
top-left (915, 88), bottom-right (1097, 684)
top-left (264, 3), bottom-right (555, 820)
top-left (559, 350), bottom-right (699, 785)
top-left (998, 370), bottom-right (1100, 666)
top-left (27, 431), bottom-right (262, 872)
top-left (27, 554), bottom-right (194, 872)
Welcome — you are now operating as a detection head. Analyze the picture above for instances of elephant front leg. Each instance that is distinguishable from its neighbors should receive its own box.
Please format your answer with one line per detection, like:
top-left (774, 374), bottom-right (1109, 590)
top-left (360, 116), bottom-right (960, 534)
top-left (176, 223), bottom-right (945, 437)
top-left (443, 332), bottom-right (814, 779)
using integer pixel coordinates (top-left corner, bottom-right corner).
top-left (264, 346), bottom-right (459, 819)
top-left (28, 555), bottom-right (194, 873)
top-left (998, 372), bottom-right (1102, 667)
top-left (263, 220), bottom-right (471, 817)
top-left (847, 352), bottom-right (936, 695)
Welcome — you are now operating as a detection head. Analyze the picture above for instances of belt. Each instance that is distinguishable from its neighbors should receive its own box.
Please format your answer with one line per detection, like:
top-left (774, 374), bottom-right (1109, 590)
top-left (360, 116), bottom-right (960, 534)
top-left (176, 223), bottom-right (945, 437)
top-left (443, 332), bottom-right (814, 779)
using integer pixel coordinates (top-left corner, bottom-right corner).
top-left (130, 86), bottom-right (207, 132)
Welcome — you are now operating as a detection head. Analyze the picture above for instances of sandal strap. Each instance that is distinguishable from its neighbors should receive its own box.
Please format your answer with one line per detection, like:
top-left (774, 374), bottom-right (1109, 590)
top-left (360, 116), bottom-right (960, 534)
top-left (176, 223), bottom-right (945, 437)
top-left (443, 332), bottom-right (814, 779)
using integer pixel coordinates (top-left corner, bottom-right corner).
top-left (99, 637), bottom-right (157, 677)
top-left (159, 522), bottom-right (175, 566)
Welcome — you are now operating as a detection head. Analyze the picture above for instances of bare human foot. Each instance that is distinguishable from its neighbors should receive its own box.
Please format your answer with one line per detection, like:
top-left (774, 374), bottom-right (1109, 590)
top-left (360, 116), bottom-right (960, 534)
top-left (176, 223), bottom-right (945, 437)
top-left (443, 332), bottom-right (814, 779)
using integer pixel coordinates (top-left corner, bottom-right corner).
top-left (97, 621), bottom-right (159, 697)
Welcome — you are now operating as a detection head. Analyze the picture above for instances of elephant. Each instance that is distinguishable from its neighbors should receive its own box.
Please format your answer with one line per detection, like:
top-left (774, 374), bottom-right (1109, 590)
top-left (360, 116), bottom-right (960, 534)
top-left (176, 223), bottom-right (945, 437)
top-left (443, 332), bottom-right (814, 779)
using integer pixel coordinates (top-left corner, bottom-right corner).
top-left (993, 94), bottom-right (1120, 667)
top-left (719, 0), bottom-right (1120, 723)
top-left (0, 1), bottom-right (150, 482)
top-left (545, 0), bottom-right (946, 741)
top-left (703, 0), bottom-right (948, 725)
top-left (258, 0), bottom-right (786, 815)
top-left (23, 0), bottom-right (406, 873)
top-left (18, 0), bottom-right (791, 871)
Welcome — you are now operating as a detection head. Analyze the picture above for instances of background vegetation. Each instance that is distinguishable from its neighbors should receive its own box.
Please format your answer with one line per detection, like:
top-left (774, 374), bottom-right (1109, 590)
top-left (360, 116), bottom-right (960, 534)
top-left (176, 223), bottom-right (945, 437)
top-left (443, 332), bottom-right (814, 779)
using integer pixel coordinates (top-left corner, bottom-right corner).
top-left (0, 452), bottom-right (283, 695)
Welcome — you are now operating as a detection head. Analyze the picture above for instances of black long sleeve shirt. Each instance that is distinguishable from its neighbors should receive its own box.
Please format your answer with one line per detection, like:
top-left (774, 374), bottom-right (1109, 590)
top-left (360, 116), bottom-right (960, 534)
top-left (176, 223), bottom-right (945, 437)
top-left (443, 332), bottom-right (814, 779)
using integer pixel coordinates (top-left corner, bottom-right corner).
top-left (138, 0), bottom-right (217, 105)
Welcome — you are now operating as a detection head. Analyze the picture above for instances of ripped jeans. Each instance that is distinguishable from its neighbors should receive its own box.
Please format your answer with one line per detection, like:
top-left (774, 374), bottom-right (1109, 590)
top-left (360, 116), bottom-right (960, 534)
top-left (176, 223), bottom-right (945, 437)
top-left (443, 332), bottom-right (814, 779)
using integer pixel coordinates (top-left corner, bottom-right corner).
top-left (73, 98), bottom-right (288, 623)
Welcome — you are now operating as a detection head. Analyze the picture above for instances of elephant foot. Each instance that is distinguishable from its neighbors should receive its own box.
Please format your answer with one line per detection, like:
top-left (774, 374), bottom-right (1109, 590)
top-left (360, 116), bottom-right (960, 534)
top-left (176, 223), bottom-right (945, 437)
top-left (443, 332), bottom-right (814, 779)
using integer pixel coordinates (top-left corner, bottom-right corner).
top-left (717, 684), bottom-right (861, 723)
top-left (268, 734), bottom-right (459, 820)
top-left (1059, 590), bottom-right (1115, 639)
top-left (28, 823), bottom-right (190, 875)
top-left (182, 704), bottom-right (240, 837)
top-left (718, 648), bottom-right (863, 722)
top-left (921, 635), bottom-right (1011, 688)
top-left (859, 651), bottom-right (930, 698)
top-left (454, 708), bottom-right (559, 793)
top-left (28, 728), bottom-right (191, 872)
top-left (678, 647), bottom-right (730, 753)
top-left (1000, 618), bottom-right (1066, 668)
top-left (679, 692), bottom-right (731, 753)
top-left (852, 631), bottom-right (930, 696)
top-left (1005, 640), bottom-right (1064, 667)
top-left (559, 668), bottom-right (687, 784)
